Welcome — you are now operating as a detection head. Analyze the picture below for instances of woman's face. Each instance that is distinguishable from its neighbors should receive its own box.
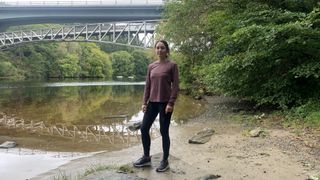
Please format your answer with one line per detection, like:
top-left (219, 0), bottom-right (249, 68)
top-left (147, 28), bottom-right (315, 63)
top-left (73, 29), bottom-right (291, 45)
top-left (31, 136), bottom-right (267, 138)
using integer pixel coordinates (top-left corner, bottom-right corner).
top-left (155, 42), bottom-right (168, 59)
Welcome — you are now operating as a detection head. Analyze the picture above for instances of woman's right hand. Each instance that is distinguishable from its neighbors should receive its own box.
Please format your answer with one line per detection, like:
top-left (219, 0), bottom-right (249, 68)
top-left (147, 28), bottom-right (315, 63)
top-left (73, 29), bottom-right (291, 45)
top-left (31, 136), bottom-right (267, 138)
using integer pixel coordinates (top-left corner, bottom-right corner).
top-left (141, 105), bottom-right (147, 113)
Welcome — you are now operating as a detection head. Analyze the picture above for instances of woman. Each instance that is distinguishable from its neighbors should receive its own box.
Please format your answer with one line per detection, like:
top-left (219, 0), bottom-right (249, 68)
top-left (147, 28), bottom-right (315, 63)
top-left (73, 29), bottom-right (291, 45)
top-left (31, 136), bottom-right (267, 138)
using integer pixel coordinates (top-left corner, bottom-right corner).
top-left (133, 40), bottom-right (179, 172)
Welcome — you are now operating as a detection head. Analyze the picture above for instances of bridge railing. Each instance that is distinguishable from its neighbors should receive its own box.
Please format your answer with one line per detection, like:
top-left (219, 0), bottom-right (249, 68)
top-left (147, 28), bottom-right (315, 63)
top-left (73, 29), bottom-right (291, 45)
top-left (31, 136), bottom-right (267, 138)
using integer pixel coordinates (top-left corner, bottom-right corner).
top-left (0, 0), bottom-right (165, 6)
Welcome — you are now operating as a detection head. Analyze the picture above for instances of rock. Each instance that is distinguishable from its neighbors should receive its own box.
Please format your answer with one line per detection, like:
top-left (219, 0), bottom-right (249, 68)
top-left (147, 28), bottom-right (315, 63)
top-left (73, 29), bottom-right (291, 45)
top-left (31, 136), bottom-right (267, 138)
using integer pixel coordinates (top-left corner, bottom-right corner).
top-left (0, 141), bottom-right (17, 148)
top-left (171, 168), bottom-right (186, 175)
top-left (188, 128), bottom-right (215, 144)
top-left (199, 174), bottom-right (221, 180)
top-left (307, 175), bottom-right (319, 180)
top-left (127, 121), bottom-right (142, 131)
top-left (249, 127), bottom-right (263, 137)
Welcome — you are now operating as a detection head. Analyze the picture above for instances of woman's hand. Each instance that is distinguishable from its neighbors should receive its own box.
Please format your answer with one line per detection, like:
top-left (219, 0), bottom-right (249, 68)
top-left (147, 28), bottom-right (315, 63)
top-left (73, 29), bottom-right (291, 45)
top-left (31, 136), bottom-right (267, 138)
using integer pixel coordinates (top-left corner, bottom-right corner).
top-left (141, 105), bottom-right (147, 113)
top-left (165, 105), bottom-right (173, 114)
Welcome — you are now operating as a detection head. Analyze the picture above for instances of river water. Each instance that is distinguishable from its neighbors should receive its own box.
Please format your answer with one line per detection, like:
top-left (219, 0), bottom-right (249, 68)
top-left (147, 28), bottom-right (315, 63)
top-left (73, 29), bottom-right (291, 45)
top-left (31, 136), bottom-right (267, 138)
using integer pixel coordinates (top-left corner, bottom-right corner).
top-left (0, 79), bottom-right (206, 179)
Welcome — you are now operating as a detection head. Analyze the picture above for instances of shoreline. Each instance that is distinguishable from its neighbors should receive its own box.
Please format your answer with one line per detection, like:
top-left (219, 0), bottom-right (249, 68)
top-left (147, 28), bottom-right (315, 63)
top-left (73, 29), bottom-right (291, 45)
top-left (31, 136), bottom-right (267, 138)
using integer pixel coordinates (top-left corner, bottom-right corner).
top-left (32, 96), bottom-right (320, 180)
top-left (32, 121), bottom-right (320, 180)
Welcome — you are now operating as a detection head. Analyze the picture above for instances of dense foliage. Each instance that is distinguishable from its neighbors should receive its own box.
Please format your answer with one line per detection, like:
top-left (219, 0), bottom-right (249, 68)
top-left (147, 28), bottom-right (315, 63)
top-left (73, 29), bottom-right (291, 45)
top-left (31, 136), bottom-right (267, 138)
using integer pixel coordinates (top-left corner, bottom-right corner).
top-left (159, 0), bottom-right (320, 126)
top-left (160, 0), bottom-right (319, 106)
top-left (0, 41), bottom-right (150, 80)
top-left (111, 51), bottom-right (135, 78)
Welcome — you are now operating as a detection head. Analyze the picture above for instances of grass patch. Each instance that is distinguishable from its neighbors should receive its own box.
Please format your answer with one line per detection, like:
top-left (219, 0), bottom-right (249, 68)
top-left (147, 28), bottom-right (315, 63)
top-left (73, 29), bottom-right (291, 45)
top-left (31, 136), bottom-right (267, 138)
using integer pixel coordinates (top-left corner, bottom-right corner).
top-left (284, 101), bottom-right (320, 129)
top-left (51, 163), bottom-right (136, 179)
top-left (228, 102), bottom-right (320, 132)
top-left (83, 164), bottom-right (117, 177)
top-left (82, 164), bottom-right (136, 177)
top-left (117, 164), bottom-right (135, 173)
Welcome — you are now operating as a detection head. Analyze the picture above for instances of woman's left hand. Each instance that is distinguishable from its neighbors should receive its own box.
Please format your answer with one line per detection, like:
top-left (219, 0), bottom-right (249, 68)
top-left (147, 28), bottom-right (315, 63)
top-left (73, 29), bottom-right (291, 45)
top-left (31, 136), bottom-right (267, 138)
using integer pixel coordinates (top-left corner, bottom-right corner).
top-left (165, 105), bottom-right (173, 114)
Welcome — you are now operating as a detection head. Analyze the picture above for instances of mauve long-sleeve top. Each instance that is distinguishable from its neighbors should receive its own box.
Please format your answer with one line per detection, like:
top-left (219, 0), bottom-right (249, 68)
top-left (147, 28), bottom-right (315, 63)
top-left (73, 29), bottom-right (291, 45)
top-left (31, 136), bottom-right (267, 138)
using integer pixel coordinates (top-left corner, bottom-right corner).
top-left (143, 60), bottom-right (179, 106)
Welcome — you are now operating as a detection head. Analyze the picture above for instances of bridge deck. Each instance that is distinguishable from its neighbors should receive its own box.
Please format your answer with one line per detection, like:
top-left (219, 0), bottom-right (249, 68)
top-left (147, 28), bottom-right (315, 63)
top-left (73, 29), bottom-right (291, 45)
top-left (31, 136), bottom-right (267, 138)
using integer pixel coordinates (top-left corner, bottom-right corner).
top-left (0, 1), bottom-right (164, 31)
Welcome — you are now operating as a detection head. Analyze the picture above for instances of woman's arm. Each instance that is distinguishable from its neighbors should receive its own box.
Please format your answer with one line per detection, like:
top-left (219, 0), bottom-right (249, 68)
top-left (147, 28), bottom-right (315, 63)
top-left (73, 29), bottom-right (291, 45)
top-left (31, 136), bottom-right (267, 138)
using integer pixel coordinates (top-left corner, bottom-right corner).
top-left (143, 65), bottom-right (151, 106)
top-left (168, 63), bottom-right (179, 107)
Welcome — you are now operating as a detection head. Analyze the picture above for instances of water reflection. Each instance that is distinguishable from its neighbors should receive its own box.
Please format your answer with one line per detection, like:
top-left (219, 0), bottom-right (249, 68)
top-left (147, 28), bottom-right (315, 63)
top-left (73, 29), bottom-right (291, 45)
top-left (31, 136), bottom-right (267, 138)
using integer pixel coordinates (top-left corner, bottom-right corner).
top-left (0, 80), bottom-right (206, 152)
top-left (0, 113), bottom-right (158, 145)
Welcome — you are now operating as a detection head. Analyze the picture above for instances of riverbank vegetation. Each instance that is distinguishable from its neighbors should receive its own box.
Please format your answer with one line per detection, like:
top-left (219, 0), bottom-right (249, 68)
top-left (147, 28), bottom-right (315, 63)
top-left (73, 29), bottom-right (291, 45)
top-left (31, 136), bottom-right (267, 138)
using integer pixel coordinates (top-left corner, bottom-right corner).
top-left (158, 0), bottom-right (320, 128)
top-left (0, 39), bottom-right (151, 80)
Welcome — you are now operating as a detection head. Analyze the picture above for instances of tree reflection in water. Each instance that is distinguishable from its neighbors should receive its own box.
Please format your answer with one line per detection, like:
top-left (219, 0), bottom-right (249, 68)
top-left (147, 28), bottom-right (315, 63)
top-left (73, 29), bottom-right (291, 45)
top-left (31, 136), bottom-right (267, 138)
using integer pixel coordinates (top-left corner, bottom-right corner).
top-left (0, 80), bottom-right (205, 152)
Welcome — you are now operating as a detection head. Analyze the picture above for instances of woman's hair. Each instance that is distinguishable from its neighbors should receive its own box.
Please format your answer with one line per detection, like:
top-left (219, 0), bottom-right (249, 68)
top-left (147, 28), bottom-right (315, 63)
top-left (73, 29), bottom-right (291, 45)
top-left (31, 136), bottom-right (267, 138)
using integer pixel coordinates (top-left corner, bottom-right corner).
top-left (155, 40), bottom-right (170, 55)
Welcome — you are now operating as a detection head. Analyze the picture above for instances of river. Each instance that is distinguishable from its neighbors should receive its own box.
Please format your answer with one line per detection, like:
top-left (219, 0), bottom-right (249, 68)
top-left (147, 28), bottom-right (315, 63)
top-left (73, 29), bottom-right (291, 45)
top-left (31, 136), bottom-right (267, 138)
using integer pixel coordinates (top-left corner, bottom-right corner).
top-left (0, 79), bottom-right (206, 179)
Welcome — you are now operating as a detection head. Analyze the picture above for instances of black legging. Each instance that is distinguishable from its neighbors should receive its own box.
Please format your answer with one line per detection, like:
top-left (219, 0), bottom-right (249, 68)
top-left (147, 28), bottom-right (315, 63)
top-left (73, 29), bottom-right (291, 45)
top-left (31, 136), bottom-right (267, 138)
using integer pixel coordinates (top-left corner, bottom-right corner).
top-left (140, 102), bottom-right (172, 160)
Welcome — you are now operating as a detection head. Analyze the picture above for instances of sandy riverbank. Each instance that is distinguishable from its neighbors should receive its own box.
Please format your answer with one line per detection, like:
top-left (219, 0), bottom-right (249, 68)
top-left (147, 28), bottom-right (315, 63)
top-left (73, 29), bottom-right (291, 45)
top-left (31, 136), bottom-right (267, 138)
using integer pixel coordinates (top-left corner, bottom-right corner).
top-left (32, 96), bottom-right (320, 180)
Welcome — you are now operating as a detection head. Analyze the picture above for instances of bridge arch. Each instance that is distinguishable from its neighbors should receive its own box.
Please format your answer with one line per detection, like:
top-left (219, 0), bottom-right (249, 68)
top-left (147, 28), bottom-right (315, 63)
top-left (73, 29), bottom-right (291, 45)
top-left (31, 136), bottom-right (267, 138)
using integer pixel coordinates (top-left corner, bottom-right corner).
top-left (0, 20), bottom-right (160, 50)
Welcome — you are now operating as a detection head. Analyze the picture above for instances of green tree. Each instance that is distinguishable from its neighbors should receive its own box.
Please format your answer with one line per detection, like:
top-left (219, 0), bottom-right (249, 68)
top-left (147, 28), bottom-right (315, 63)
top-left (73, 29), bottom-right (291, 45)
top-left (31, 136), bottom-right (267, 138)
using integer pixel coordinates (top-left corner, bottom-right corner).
top-left (100, 43), bottom-right (135, 53)
top-left (56, 54), bottom-right (80, 77)
top-left (111, 51), bottom-right (134, 78)
top-left (131, 50), bottom-right (150, 79)
top-left (79, 43), bottom-right (112, 78)
top-left (201, 3), bottom-right (320, 107)
top-left (0, 61), bottom-right (19, 78)
top-left (12, 45), bottom-right (48, 78)
top-left (158, 0), bottom-right (216, 92)
top-left (0, 52), bottom-right (15, 78)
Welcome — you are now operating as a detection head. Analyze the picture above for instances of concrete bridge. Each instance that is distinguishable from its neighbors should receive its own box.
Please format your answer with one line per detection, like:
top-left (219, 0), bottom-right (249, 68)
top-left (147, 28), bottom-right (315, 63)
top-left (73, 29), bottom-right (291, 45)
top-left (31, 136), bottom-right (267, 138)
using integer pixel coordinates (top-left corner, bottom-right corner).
top-left (0, 0), bottom-right (164, 31)
top-left (0, 1), bottom-right (165, 49)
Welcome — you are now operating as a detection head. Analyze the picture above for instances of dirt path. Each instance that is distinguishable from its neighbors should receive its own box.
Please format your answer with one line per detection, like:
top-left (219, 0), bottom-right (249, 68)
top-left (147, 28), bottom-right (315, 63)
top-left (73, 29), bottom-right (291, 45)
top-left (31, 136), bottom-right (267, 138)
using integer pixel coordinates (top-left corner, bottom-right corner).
top-left (32, 96), bottom-right (320, 180)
